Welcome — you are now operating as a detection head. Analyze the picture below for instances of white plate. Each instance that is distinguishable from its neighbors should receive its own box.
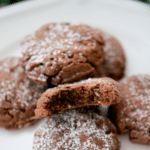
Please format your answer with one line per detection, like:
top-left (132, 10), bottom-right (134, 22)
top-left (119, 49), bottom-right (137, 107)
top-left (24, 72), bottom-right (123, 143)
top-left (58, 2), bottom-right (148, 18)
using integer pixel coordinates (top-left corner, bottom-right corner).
top-left (0, 0), bottom-right (150, 149)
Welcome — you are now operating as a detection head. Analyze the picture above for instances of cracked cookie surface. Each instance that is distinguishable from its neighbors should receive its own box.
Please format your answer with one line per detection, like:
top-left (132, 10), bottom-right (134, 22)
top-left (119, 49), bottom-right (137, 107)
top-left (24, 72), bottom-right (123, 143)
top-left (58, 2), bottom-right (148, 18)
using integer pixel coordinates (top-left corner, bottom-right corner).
top-left (34, 77), bottom-right (122, 119)
top-left (33, 107), bottom-right (120, 150)
top-left (22, 22), bottom-right (104, 85)
top-left (0, 57), bottom-right (46, 130)
top-left (108, 74), bottom-right (150, 145)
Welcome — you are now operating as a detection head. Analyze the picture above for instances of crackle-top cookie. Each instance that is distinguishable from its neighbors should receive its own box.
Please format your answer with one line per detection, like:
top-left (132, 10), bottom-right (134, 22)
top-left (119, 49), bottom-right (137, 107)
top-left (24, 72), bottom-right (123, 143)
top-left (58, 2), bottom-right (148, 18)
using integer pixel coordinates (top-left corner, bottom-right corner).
top-left (34, 77), bottom-right (122, 119)
top-left (97, 31), bottom-right (126, 80)
top-left (33, 107), bottom-right (120, 150)
top-left (22, 22), bottom-right (104, 85)
top-left (108, 74), bottom-right (150, 145)
top-left (0, 57), bottom-right (46, 130)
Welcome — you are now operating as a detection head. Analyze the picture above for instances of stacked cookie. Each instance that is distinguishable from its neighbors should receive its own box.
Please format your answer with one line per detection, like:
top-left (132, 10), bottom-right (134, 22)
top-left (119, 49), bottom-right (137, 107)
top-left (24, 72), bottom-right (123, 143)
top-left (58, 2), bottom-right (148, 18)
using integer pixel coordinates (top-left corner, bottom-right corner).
top-left (0, 57), bottom-right (47, 129)
top-left (3, 22), bottom-right (147, 149)
top-left (22, 23), bottom-right (125, 85)
top-left (33, 107), bottom-right (120, 150)
top-left (108, 74), bottom-right (150, 145)
top-left (33, 78), bottom-right (122, 119)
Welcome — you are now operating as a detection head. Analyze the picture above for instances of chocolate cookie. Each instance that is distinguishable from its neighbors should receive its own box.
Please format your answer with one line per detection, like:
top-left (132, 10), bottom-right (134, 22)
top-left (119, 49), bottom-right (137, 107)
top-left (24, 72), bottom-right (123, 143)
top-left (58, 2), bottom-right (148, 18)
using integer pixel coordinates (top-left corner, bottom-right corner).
top-left (97, 31), bottom-right (126, 80)
top-left (108, 74), bottom-right (150, 145)
top-left (0, 57), bottom-right (46, 130)
top-left (34, 77), bottom-right (122, 119)
top-left (22, 22), bottom-right (104, 85)
top-left (33, 107), bottom-right (120, 150)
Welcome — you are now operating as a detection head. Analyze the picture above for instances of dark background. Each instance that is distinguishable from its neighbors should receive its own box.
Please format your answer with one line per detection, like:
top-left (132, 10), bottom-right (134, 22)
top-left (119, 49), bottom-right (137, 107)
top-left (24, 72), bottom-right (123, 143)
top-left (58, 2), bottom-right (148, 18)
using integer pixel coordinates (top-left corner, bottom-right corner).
top-left (139, 0), bottom-right (150, 3)
top-left (0, 0), bottom-right (24, 6)
top-left (0, 0), bottom-right (149, 7)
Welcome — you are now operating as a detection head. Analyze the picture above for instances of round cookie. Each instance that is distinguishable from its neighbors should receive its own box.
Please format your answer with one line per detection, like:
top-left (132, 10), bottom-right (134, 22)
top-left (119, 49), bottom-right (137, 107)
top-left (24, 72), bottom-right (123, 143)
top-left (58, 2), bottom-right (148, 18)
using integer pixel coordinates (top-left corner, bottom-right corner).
top-left (34, 77), bottom-right (123, 119)
top-left (108, 74), bottom-right (150, 145)
top-left (0, 57), bottom-right (46, 130)
top-left (22, 22), bottom-right (104, 85)
top-left (97, 31), bottom-right (126, 80)
top-left (33, 107), bottom-right (120, 150)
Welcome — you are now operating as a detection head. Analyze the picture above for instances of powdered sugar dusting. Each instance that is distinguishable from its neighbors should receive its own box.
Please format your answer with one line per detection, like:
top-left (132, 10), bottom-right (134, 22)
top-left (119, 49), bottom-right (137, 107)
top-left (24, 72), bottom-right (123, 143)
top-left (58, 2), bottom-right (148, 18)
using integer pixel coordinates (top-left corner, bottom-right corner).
top-left (22, 23), bottom-right (103, 84)
top-left (57, 78), bottom-right (103, 87)
top-left (33, 109), bottom-right (118, 150)
top-left (0, 57), bottom-right (45, 107)
top-left (23, 23), bottom-right (95, 62)
top-left (98, 30), bottom-right (125, 78)
top-left (120, 74), bottom-right (150, 131)
top-left (102, 32), bottom-right (116, 61)
top-left (0, 57), bottom-right (46, 129)
top-left (102, 31), bottom-right (124, 67)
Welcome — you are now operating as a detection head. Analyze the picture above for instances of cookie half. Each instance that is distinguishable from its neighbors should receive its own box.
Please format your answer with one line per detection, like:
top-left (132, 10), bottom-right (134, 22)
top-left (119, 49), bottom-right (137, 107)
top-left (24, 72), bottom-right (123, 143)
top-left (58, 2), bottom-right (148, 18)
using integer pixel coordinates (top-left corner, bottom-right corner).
top-left (34, 78), bottom-right (122, 119)
top-left (22, 22), bottom-right (104, 85)
top-left (33, 107), bottom-right (120, 150)
top-left (0, 57), bottom-right (46, 130)
top-left (108, 74), bottom-right (150, 145)
top-left (97, 31), bottom-right (126, 80)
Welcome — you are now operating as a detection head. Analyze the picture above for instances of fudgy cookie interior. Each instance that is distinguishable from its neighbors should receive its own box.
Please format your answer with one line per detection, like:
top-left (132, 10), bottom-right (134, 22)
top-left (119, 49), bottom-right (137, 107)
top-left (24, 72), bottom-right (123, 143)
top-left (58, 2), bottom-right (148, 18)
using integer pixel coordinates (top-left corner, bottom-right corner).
top-left (34, 78), bottom-right (122, 119)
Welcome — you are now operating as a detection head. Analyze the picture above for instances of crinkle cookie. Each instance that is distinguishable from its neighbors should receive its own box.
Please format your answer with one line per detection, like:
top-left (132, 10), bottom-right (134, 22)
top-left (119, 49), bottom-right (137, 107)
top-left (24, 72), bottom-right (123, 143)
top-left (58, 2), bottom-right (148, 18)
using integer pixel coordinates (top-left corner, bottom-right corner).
top-left (34, 77), bottom-right (122, 119)
top-left (22, 22), bottom-right (104, 85)
top-left (108, 74), bottom-right (150, 145)
top-left (0, 57), bottom-right (46, 130)
top-left (33, 107), bottom-right (120, 150)
top-left (97, 31), bottom-right (126, 80)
